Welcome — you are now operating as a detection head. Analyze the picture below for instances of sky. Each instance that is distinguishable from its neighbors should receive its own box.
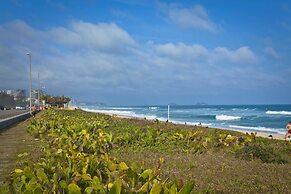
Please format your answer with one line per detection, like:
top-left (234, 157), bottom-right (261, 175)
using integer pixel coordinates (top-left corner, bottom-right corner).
top-left (0, 0), bottom-right (291, 105)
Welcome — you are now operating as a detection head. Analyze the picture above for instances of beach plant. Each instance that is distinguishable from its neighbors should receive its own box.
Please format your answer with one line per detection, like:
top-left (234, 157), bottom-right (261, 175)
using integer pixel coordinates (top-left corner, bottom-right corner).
top-left (234, 142), bottom-right (288, 164)
top-left (8, 109), bottom-right (290, 193)
top-left (10, 109), bottom-right (194, 193)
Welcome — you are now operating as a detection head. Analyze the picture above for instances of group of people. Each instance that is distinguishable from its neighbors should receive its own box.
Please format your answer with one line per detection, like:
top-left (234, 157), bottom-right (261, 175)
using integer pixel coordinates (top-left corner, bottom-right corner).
top-left (30, 104), bottom-right (46, 117)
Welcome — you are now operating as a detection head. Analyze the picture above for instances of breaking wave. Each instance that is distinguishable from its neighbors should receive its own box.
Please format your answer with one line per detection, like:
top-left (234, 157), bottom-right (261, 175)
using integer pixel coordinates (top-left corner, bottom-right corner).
top-left (216, 115), bottom-right (241, 121)
top-left (82, 108), bottom-right (157, 119)
top-left (266, 111), bottom-right (291, 115)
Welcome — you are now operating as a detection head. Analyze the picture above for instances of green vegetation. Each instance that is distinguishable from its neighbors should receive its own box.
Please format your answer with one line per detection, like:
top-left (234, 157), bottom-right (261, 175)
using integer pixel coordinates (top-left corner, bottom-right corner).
top-left (6, 110), bottom-right (291, 193)
top-left (41, 95), bottom-right (71, 107)
top-left (8, 110), bottom-right (193, 193)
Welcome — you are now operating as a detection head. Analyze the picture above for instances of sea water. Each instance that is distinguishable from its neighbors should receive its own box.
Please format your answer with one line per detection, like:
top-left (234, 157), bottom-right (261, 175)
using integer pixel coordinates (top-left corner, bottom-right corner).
top-left (81, 105), bottom-right (291, 134)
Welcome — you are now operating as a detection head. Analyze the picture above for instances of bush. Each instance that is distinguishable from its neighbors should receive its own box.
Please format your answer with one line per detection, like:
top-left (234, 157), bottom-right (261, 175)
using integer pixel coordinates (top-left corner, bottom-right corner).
top-left (235, 143), bottom-right (287, 164)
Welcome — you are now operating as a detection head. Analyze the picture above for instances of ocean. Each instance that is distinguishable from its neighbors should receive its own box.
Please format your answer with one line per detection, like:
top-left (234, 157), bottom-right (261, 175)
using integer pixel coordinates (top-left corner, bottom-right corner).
top-left (80, 105), bottom-right (291, 135)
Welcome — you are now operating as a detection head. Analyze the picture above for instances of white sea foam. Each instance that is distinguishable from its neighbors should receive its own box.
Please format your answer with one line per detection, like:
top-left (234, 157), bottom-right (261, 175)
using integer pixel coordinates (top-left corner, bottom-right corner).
top-left (109, 107), bottom-right (143, 110)
top-left (82, 108), bottom-right (157, 120)
top-left (82, 108), bottom-right (133, 115)
top-left (82, 108), bottom-right (213, 126)
top-left (149, 106), bottom-right (158, 110)
top-left (229, 125), bottom-right (285, 134)
top-left (156, 119), bottom-right (212, 127)
top-left (266, 110), bottom-right (291, 115)
top-left (216, 115), bottom-right (241, 121)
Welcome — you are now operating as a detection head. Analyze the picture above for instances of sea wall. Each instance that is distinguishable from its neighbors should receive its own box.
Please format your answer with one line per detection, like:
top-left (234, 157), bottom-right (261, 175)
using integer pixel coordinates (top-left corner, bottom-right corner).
top-left (0, 112), bottom-right (31, 131)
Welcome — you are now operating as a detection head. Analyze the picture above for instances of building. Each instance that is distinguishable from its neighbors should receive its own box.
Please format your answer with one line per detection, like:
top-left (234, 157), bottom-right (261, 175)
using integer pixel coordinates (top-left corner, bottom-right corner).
top-left (31, 89), bottom-right (44, 104)
top-left (0, 89), bottom-right (26, 101)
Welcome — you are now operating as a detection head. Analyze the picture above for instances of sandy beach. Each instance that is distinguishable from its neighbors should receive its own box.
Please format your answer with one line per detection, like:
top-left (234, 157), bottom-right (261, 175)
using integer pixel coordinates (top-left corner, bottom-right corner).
top-left (88, 110), bottom-right (288, 141)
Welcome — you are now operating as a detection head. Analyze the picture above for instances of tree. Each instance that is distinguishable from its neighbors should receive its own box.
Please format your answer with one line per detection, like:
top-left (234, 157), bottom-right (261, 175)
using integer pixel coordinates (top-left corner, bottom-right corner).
top-left (41, 94), bottom-right (71, 107)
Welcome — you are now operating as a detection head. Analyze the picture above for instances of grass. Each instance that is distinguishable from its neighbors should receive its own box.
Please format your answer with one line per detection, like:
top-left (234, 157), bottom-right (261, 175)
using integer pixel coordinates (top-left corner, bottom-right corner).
top-left (4, 109), bottom-right (291, 193)
top-left (112, 150), bottom-right (291, 193)
top-left (106, 113), bottom-right (291, 193)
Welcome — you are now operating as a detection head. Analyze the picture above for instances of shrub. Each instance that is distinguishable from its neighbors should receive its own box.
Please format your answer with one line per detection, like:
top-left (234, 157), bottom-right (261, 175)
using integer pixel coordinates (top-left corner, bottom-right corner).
top-left (235, 143), bottom-right (287, 164)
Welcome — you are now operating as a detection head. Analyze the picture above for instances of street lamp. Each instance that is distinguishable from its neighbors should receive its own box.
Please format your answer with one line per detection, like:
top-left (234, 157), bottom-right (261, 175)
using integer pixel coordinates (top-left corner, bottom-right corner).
top-left (26, 53), bottom-right (32, 115)
top-left (38, 72), bottom-right (40, 110)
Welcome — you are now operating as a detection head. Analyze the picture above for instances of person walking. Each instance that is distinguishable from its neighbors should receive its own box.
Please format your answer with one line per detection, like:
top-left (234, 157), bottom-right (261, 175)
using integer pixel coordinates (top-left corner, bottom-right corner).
top-left (285, 121), bottom-right (291, 141)
top-left (31, 104), bottom-right (37, 117)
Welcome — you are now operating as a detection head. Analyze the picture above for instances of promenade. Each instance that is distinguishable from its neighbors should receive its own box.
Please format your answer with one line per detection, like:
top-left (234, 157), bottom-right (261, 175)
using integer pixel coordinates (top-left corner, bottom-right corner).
top-left (0, 112), bottom-right (40, 185)
top-left (0, 110), bottom-right (29, 120)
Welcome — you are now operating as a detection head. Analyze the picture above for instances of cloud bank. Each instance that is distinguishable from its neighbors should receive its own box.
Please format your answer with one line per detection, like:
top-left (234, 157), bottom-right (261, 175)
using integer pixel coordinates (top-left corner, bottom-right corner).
top-left (0, 20), bottom-right (285, 104)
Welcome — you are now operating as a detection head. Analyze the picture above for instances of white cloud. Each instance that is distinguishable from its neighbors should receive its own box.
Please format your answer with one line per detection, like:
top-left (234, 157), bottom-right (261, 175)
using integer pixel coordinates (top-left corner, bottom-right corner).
top-left (0, 20), bottom-right (44, 47)
top-left (166, 5), bottom-right (216, 31)
top-left (50, 21), bottom-right (135, 51)
top-left (264, 46), bottom-right (280, 59)
top-left (154, 42), bottom-right (208, 59)
top-left (153, 43), bottom-right (258, 65)
top-left (212, 46), bottom-right (258, 64)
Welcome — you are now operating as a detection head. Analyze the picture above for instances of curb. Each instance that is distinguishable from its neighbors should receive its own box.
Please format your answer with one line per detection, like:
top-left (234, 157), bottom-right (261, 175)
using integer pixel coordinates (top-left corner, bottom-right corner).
top-left (0, 112), bottom-right (31, 131)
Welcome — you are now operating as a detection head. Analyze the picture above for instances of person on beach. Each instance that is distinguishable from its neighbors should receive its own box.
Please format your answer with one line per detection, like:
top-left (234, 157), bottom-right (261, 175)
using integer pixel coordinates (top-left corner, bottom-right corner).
top-left (285, 121), bottom-right (291, 141)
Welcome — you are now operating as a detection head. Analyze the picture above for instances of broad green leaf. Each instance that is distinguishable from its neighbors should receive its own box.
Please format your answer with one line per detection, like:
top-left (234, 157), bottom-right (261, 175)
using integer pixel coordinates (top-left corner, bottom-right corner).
top-left (36, 168), bottom-right (48, 183)
top-left (150, 183), bottom-right (162, 194)
top-left (21, 175), bottom-right (26, 183)
top-left (68, 183), bottom-right (81, 194)
top-left (81, 174), bottom-right (92, 181)
top-left (17, 152), bottom-right (29, 158)
top-left (140, 169), bottom-right (153, 179)
top-left (34, 186), bottom-right (43, 194)
top-left (85, 187), bottom-right (93, 194)
top-left (59, 180), bottom-right (68, 189)
top-left (57, 149), bottom-right (62, 154)
top-left (24, 167), bottom-right (34, 179)
top-left (26, 177), bottom-right (38, 191)
top-left (108, 161), bottom-right (117, 171)
top-left (119, 162), bottom-right (129, 171)
top-left (178, 182), bottom-right (194, 194)
top-left (109, 179), bottom-right (122, 194)
top-left (138, 182), bottom-right (150, 193)
top-left (169, 184), bottom-right (178, 194)
top-left (108, 183), bottom-right (114, 190)
top-left (14, 169), bottom-right (23, 174)
top-left (53, 173), bottom-right (58, 182)
top-left (92, 176), bottom-right (100, 189)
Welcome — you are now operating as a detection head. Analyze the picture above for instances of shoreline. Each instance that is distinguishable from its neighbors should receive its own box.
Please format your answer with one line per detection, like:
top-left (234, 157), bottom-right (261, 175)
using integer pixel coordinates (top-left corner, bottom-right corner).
top-left (81, 108), bottom-right (287, 141)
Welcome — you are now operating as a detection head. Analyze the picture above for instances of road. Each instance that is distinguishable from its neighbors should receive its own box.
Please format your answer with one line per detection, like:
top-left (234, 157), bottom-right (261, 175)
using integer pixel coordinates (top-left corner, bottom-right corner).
top-left (0, 110), bottom-right (29, 120)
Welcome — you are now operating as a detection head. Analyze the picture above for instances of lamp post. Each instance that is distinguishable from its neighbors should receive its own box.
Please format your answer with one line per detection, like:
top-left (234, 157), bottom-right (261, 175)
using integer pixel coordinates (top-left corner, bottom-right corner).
top-left (38, 72), bottom-right (40, 110)
top-left (26, 53), bottom-right (32, 115)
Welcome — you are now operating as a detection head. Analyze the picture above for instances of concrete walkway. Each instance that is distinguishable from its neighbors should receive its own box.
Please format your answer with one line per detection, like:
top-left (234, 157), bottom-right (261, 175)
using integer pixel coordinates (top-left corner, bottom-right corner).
top-left (0, 114), bottom-right (41, 185)
top-left (0, 110), bottom-right (29, 120)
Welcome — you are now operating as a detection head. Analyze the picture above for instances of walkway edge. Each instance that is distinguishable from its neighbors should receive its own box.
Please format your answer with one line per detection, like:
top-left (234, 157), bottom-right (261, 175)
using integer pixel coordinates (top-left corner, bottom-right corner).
top-left (0, 112), bottom-right (31, 131)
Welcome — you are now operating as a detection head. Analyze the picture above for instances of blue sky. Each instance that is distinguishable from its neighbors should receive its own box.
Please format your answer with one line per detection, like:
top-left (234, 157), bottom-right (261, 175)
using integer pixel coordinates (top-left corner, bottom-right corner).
top-left (0, 0), bottom-right (291, 105)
